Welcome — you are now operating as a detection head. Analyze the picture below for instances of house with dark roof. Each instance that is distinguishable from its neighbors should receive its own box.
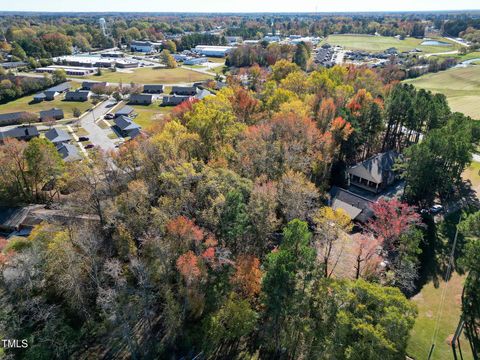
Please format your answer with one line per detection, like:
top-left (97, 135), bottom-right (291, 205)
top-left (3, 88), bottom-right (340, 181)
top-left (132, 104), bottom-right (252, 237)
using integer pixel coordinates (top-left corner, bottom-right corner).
top-left (347, 151), bottom-right (400, 194)
top-left (171, 86), bottom-right (197, 96)
top-left (65, 90), bottom-right (91, 102)
top-left (115, 105), bottom-right (135, 118)
top-left (82, 81), bottom-right (108, 91)
top-left (45, 128), bottom-right (71, 144)
top-left (129, 93), bottom-right (154, 105)
top-left (0, 206), bottom-right (38, 232)
top-left (39, 108), bottom-right (64, 121)
top-left (0, 126), bottom-right (39, 143)
top-left (114, 116), bottom-right (141, 139)
top-left (143, 84), bottom-right (164, 94)
top-left (33, 92), bottom-right (47, 102)
top-left (56, 143), bottom-right (81, 162)
top-left (34, 82), bottom-right (71, 102)
top-left (0, 112), bottom-right (34, 126)
top-left (162, 95), bottom-right (192, 106)
top-left (329, 186), bottom-right (374, 223)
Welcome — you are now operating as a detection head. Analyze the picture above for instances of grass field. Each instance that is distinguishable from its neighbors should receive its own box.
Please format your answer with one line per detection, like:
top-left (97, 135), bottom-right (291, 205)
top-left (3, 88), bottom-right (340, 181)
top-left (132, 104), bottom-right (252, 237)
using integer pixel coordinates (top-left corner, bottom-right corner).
top-left (131, 103), bottom-right (171, 129)
top-left (404, 65), bottom-right (480, 119)
top-left (82, 67), bottom-right (213, 84)
top-left (407, 273), bottom-right (474, 360)
top-left (322, 34), bottom-right (458, 53)
top-left (0, 93), bottom-right (93, 119)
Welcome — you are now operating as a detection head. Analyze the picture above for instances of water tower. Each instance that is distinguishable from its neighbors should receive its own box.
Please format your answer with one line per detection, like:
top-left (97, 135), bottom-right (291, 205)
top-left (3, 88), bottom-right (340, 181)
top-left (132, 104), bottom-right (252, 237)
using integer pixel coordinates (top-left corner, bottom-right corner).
top-left (99, 18), bottom-right (107, 36)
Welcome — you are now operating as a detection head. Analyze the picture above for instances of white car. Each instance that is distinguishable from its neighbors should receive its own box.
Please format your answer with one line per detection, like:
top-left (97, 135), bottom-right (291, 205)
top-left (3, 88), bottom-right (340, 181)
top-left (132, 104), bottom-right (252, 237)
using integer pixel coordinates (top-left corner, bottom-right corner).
top-left (430, 205), bottom-right (443, 214)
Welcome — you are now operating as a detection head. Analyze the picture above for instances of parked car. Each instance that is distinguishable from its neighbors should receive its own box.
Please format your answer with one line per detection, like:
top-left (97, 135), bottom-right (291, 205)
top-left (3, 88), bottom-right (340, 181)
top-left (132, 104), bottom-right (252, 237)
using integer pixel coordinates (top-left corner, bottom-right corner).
top-left (85, 144), bottom-right (95, 149)
top-left (104, 113), bottom-right (114, 119)
top-left (430, 205), bottom-right (443, 214)
top-left (78, 136), bottom-right (89, 142)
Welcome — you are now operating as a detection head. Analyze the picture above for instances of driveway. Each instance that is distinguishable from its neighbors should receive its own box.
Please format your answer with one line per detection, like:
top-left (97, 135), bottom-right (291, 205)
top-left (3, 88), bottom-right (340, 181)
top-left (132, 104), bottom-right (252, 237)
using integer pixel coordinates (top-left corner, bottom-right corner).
top-left (79, 99), bottom-right (118, 152)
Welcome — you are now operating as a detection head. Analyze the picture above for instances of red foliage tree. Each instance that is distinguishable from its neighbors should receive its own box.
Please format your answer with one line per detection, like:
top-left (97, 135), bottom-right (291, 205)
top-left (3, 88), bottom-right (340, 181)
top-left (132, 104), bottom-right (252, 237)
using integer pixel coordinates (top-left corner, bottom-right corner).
top-left (364, 198), bottom-right (421, 250)
top-left (166, 216), bottom-right (204, 252)
top-left (176, 251), bottom-right (202, 284)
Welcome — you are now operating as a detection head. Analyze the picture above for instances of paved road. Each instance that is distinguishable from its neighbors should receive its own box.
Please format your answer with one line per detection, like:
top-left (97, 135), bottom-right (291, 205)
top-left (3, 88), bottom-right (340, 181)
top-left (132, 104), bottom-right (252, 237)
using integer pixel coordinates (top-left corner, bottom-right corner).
top-left (79, 99), bottom-right (118, 152)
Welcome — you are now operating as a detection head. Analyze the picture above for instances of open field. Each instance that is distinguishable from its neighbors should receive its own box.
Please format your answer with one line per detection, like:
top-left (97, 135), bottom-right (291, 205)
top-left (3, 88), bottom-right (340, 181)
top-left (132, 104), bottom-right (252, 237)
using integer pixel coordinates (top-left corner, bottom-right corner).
top-left (431, 51), bottom-right (480, 61)
top-left (407, 273), bottom-right (474, 360)
top-left (322, 34), bottom-right (458, 53)
top-left (404, 65), bottom-right (480, 119)
top-left (131, 103), bottom-right (171, 129)
top-left (0, 94), bottom-right (93, 118)
top-left (82, 67), bottom-right (213, 84)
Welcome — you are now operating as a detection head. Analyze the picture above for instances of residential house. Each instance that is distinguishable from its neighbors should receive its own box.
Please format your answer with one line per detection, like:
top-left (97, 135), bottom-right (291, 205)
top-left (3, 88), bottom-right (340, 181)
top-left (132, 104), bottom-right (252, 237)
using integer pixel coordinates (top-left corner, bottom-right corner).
top-left (82, 81), bottom-right (108, 91)
top-left (329, 186), bottom-right (374, 223)
top-left (129, 93), bottom-right (154, 105)
top-left (33, 92), bottom-right (47, 102)
top-left (114, 115), bottom-right (142, 139)
top-left (56, 143), bottom-right (81, 162)
top-left (347, 151), bottom-right (400, 194)
top-left (171, 86), bottom-right (197, 96)
top-left (0, 126), bottom-right (39, 143)
top-left (39, 108), bottom-right (64, 122)
top-left (162, 95), bottom-right (192, 106)
top-left (0, 111), bottom-right (35, 126)
top-left (65, 90), bottom-right (91, 102)
top-left (114, 105), bottom-right (135, 118)
top-left (142, 84), bottom-right (164, 94)
top-left (34, 82), bottom-right (72, 102)
top-left (45, 128), bottom-right (71, 144)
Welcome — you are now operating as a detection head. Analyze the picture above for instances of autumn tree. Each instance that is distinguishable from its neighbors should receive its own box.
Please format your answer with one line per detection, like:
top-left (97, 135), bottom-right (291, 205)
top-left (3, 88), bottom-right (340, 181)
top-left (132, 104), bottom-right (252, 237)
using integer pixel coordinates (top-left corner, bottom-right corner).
top-left (313, 206), bottom-right (353, 277)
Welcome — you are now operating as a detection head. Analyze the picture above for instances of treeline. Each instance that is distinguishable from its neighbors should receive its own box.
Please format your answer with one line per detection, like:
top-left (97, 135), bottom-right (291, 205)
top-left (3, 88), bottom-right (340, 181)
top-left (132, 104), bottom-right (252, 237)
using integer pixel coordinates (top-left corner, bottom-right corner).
top-left (0, 69), bottom-right (66, 104)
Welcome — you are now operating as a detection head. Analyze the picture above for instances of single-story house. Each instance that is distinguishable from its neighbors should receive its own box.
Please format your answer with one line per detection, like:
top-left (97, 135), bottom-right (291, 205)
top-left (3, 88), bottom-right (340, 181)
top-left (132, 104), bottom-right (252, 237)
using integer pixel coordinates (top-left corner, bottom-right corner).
top-left (162, 95), bottom-right (192, 106)
top-left (114, 115), bottom-right (142, 139)
top-left (143, 84), bottom-right (164, 94)
top-left (129, 93), bottom-right (154, 105)
top-left (39, 108), bottom-right (64, 121)
top-left (45, 128), bottom-right (71, 144)
top-left (0, 126), bottom-right (39, 143)
top-left (329, 186), bottom-right (374, 223)
top-left (34, 82), bottom-right (72, 102)
top-left (0, 206), bottom-right (39, 232)
top-left (171, 86), bottom-right (197, 96)
top-left (65, 90), bottom-right (91, 102)
top-left (56, 143), bottom-right (81, 162)
top-left (196, 89), bottom-right (212, 100)
top-left (347, 151), bottom-right (400, 194)
top-left (115, 105), bottom-right (135, 118)
top-left (82, 81), bottom-right (108, 91)
top-left (0, 111), bottom-right (35, 126)
top-left (33, 92), bottom-right (47, 102)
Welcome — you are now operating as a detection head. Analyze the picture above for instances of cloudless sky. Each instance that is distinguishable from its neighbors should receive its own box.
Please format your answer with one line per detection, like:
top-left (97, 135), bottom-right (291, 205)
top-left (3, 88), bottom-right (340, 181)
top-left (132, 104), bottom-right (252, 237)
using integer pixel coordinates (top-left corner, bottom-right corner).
top-left (0, 0), bottom-right (479, 13)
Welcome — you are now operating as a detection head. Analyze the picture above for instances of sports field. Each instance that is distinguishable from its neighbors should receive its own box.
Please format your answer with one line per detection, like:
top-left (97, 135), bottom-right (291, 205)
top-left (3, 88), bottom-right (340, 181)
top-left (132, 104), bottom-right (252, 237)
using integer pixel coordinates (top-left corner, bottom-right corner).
top-left (82, 67), bottom-right (213, 84)
top-left (404, 65), bottom-right (480, 119)
top-left (322, 34), bottom-right (458, 53)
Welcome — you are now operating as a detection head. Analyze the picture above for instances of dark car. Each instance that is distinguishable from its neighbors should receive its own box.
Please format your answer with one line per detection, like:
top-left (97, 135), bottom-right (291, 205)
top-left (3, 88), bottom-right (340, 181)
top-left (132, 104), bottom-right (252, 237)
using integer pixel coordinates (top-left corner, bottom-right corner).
top-left (78, 136), bottom-right (89, 142)
top-left (104, 113), bottom-right (114, 120)
top-left (85, 144), bottom-right (95, 149)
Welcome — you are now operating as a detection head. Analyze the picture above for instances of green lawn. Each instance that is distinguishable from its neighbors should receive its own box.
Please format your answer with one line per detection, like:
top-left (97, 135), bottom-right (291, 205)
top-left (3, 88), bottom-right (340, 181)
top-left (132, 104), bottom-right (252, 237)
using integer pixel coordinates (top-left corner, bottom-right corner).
top-left (408, 273), bottom-right (474, 360)
top-left (404, 65), bottom-right (480, 119)
top-left (131, 103), bottom-right (171, 129)
top-left (81, 67), bottom-right (213, 84)
top-left (322, 34), bottom-right (458, 53)
top-left (0, 93), bottom-right (93, 119)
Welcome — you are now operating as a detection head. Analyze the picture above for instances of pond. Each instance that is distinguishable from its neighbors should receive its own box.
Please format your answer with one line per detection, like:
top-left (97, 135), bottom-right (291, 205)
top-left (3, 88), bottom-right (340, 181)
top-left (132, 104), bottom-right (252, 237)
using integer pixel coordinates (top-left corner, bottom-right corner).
top-left (421, 40), bottom-right (452, 46)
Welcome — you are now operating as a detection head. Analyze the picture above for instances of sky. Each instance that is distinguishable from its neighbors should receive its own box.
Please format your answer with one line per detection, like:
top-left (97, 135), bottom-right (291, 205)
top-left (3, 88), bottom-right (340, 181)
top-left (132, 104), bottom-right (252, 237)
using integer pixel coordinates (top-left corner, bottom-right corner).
top-left (1, 0), bottom-right (480, 13)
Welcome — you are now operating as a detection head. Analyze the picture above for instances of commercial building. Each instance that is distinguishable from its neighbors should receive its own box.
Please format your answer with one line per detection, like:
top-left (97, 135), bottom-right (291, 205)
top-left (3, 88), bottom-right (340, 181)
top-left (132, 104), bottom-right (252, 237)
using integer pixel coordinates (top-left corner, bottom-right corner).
top-left (36, 66), bottom-right (96, 77)
top-left (193, 45), bottom-right (234, 57)
top-left (184, 57), bottom-right (208, 65)
top-left (130, 40), bottom-right (162, 53)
